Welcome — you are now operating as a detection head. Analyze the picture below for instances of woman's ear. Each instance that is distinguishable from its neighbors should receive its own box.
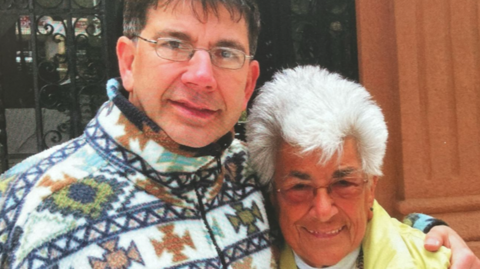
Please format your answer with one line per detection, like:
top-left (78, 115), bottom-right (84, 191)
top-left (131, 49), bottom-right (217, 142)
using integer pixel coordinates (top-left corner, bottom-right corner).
top-left (117, 36), bottom-right (136, 92)
top-left (367, 176), bottom-right (378, 220)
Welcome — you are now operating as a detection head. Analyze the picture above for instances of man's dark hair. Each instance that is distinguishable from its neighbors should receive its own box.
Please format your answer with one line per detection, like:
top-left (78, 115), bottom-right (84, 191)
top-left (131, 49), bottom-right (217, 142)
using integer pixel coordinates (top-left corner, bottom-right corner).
top-left (123, 0), bottom-right (261, 55)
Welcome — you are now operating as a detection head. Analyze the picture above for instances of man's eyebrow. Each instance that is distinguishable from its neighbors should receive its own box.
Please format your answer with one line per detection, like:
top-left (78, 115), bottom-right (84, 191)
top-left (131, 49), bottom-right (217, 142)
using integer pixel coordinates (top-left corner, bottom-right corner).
top-left (332, 167), bottom-right (357, 178)
top-left (156, 30), bottom-right (192, 41)
top-left (215, 40), bottom-right (247, 53)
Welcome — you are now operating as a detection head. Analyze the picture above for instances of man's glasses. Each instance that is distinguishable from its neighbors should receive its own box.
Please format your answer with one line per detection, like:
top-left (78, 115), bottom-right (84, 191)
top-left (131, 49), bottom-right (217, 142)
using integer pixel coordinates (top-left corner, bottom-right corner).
top-left (135, 35), bottom-right (253, 70)
top-left (276, 172), bottom-right (369, 204)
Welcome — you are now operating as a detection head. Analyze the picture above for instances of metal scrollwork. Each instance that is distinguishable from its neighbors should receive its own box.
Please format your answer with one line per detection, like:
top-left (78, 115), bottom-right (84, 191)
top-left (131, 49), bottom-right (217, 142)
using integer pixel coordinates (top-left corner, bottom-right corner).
top-left (85, 17), bottom-right (101, 36)
top-left (39, 83), bottom-right (70, 111)
top-left (73, 0), bottom-right (101, 9)
top-left (75, 33), bottom-right (88, 46)
top-left (74, 16), bottom-right (102, 39)
top-left (290, 0), bottom-right (357, 80)
top-left (1, 0), bottom-right (115, 169)
top-left (53, 32), bottom-right (65, 44)
top-left (35, 16), bottom-right (68, 81)
top-left (78, 84), bottom-right (107, 127)
top-left (75, 16), bottom-right (104, 83)
top-left (38, 60), bottom-right (58, 83)
top-left (57, 121), bottom-right (69, 133)
top-left (42, 129), bottom-right (63, 149)
top-left (82, 60), bottom-right (105, 82)
top-left (0, 0), bottom-right (27, 10)
top-left (35, 0), bottom-right (64, 9)
top-left (36, 16), bottom-right (55, 36)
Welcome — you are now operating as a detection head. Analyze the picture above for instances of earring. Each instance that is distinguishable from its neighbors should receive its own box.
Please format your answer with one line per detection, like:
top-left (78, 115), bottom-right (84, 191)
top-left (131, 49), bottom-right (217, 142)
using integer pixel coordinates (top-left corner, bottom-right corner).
top-left (370, 207), bottom-right (373, 211)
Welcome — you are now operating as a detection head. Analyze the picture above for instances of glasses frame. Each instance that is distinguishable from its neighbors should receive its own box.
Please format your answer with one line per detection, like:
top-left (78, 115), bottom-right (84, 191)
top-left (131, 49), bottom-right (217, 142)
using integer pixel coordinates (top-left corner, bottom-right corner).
top-left (275, 173), bottom-right (369, 204)
top-left (134, 35), bottom-right (254, 70)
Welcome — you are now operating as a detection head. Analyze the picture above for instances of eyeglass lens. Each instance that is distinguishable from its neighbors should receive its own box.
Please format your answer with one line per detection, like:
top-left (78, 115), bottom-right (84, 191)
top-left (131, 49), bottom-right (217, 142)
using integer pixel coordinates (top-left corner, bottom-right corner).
top-left (278, 176), bottom-right (367, 203)
top-left (155, 38), bottom-right (246, 69)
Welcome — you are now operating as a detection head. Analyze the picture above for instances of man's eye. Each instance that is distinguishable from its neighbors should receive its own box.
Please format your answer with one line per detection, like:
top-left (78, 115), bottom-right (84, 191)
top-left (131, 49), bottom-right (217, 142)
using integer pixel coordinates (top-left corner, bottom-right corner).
top-left (159, 39), bottom-right (183, 50)
top-left (220, 49), bottom-right (233, 58)
top-left (214, 48), bottom-right (240, 59)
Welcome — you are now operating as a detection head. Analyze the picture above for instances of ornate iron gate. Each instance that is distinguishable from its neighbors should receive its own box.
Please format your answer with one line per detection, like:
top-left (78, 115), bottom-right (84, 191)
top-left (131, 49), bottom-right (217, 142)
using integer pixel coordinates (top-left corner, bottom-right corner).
top-left (256, 0), bottom-right (358, 86)
top-left (0, 0), bottom-right (122, 171)
top-left (236, 0), bottom-right (358, 140)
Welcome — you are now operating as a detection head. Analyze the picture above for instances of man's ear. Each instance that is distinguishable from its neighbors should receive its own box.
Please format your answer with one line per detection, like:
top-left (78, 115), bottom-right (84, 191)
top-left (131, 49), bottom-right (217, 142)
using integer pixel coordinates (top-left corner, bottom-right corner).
top-left (367, 176), bottom-right (379, 220)
top-left (117, 36), bottom-right (136, 93)
top-left (243, 60), bottom-right (260, 109)
top-left (269, 188), bottom-right (279, 216)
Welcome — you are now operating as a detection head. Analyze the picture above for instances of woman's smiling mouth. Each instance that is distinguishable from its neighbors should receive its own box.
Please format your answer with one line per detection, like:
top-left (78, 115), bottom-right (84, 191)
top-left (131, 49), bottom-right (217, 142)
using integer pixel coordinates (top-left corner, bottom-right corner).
top-left (303, 225), bottom-right (345, 238)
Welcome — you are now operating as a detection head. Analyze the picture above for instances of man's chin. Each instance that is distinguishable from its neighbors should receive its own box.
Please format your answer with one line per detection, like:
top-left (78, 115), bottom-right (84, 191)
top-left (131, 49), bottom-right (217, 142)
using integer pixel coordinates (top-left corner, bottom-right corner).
top-left (168, 130), bottom-right (219, 149)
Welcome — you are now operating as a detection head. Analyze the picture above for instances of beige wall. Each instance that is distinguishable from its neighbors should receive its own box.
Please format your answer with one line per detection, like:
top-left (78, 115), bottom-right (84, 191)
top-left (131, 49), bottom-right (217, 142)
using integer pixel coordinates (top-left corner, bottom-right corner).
top-left (356, 0), bottom-right (480, 255)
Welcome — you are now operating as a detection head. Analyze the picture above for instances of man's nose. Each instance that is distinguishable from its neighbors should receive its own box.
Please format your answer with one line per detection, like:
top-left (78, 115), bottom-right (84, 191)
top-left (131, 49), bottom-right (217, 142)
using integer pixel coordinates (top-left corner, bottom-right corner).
top-left (181, 50), bottom-right (217, 91)
top-left (310, 188), bottom-right (338, 222)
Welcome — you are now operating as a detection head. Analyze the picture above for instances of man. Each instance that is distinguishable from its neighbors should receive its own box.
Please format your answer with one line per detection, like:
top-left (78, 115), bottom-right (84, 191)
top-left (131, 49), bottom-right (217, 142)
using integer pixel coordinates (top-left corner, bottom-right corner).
top-left (0, 1), bottom-right (270, 268)
top-left (246, 66), bottom-right (455, 268)
top-left (0, 0), bottom-right (476, 268)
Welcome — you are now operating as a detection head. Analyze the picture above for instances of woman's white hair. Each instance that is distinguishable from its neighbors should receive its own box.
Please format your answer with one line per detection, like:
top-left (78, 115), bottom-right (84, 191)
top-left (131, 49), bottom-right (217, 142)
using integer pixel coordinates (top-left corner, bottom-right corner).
top-left (246, 65), bottom-right (388, 189)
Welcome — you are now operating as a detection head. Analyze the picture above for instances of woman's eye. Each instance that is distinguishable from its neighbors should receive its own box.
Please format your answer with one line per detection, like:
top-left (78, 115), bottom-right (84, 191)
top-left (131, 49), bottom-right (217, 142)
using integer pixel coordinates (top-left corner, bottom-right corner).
top-left (290, 184), bottom-right (311, 191)
top-left (333, 180), bottom-right (356, 188)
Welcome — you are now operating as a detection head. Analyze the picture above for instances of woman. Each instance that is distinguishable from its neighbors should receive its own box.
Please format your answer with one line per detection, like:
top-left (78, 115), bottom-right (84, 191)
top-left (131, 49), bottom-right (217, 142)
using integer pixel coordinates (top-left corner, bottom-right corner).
top-left (247, 65), bottom-right (451, 268)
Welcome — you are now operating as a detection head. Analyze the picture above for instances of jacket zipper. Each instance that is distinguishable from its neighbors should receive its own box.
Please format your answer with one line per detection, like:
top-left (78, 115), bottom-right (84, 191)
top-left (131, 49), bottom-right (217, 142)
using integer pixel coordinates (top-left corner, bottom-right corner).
top-left (195, 187), bottom-right (228, 269)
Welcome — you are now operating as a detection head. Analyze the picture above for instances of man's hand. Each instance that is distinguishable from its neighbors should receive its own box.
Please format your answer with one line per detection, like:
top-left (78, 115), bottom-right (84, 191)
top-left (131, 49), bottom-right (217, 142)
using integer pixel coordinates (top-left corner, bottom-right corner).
top-left (425, 225), bottom-right (480, 269)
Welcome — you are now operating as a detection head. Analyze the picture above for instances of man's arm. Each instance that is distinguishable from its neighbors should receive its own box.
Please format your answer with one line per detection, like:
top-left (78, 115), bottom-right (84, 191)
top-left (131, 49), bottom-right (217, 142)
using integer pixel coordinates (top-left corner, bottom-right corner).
top-left (404, 213), bottom-right (480, 269)
top-left (425, 226), bottom-right (480, 269)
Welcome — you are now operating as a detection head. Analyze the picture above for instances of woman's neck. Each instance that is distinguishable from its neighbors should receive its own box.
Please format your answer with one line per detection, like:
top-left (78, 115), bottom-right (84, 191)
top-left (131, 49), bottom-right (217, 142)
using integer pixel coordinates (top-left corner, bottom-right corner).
top-left (293, 247), bottom-right (361, 269)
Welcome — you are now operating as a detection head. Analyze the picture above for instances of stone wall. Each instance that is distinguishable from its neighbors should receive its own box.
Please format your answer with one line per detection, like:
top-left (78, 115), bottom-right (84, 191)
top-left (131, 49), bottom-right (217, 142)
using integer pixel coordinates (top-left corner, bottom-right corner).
top-left (356, 0), bottom-right (480, 255)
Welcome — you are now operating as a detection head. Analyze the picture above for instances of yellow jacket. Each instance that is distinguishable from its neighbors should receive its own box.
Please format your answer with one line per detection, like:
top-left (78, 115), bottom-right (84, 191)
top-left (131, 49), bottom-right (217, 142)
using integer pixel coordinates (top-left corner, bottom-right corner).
top-left (279, 200), bottom-right (451, 268)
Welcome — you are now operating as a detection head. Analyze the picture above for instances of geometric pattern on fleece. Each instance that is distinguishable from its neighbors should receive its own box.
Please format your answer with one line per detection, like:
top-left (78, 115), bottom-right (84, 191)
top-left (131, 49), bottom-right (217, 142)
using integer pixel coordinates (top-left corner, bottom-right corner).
top-left (18, 198), bottom-right (199, 268)
top-left (88, 237), bottom-right (145, 268)
top-left (0, 138), bottom-right (87, 251)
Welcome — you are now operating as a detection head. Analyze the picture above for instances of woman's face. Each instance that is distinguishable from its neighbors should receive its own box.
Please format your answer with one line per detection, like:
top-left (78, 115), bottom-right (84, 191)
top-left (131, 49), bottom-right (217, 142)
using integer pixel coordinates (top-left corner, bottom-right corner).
top-left (272, 138), bottom-right (377, 267)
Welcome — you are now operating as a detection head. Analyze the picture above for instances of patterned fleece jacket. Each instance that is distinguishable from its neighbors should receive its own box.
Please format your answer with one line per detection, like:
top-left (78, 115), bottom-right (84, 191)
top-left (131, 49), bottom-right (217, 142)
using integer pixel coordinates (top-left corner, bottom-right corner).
top-left (0, 78), bottom-right (275, 269)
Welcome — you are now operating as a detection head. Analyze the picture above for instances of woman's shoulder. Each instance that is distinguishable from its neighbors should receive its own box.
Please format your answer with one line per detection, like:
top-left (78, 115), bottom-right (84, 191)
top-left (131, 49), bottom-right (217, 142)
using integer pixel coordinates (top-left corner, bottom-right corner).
top-left (363, 201), bottom-right (451, 269)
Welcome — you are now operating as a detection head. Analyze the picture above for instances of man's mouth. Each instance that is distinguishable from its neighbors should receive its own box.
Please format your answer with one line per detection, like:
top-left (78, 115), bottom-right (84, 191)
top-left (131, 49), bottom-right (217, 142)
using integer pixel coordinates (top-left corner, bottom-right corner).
top-left (170, 100), bottom-right (217, 118)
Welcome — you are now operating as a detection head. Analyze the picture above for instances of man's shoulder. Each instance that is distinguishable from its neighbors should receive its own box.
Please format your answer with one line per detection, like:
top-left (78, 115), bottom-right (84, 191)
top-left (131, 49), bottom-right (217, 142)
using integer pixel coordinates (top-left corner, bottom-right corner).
top-left (0, 136), bottom-right (87, 194)
top-left (222, 139), bottom-right (259, 183)
top-left (0, 135), bottom-right (131, 267)
top-left (225, 138), bottom-right (248, 154)
top-left (0, 135), bottom-right (108, 229)
top-left (223, 139), bottom-right (250, 167)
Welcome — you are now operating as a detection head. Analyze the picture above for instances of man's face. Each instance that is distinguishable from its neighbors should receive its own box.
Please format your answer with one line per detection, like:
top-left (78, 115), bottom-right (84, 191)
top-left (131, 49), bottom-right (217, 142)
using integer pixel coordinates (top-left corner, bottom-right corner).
top-left (272, 138), bottom-right (377, 267)
top-left (117, 2), bottom-right (259, 148)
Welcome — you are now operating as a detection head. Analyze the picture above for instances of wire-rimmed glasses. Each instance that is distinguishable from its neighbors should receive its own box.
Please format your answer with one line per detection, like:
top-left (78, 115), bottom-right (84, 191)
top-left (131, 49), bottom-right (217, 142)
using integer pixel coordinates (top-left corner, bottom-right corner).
top-left (135, 35), bottom-right (253, 70)
top-left (276, 172), bottom-right (369, 204)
